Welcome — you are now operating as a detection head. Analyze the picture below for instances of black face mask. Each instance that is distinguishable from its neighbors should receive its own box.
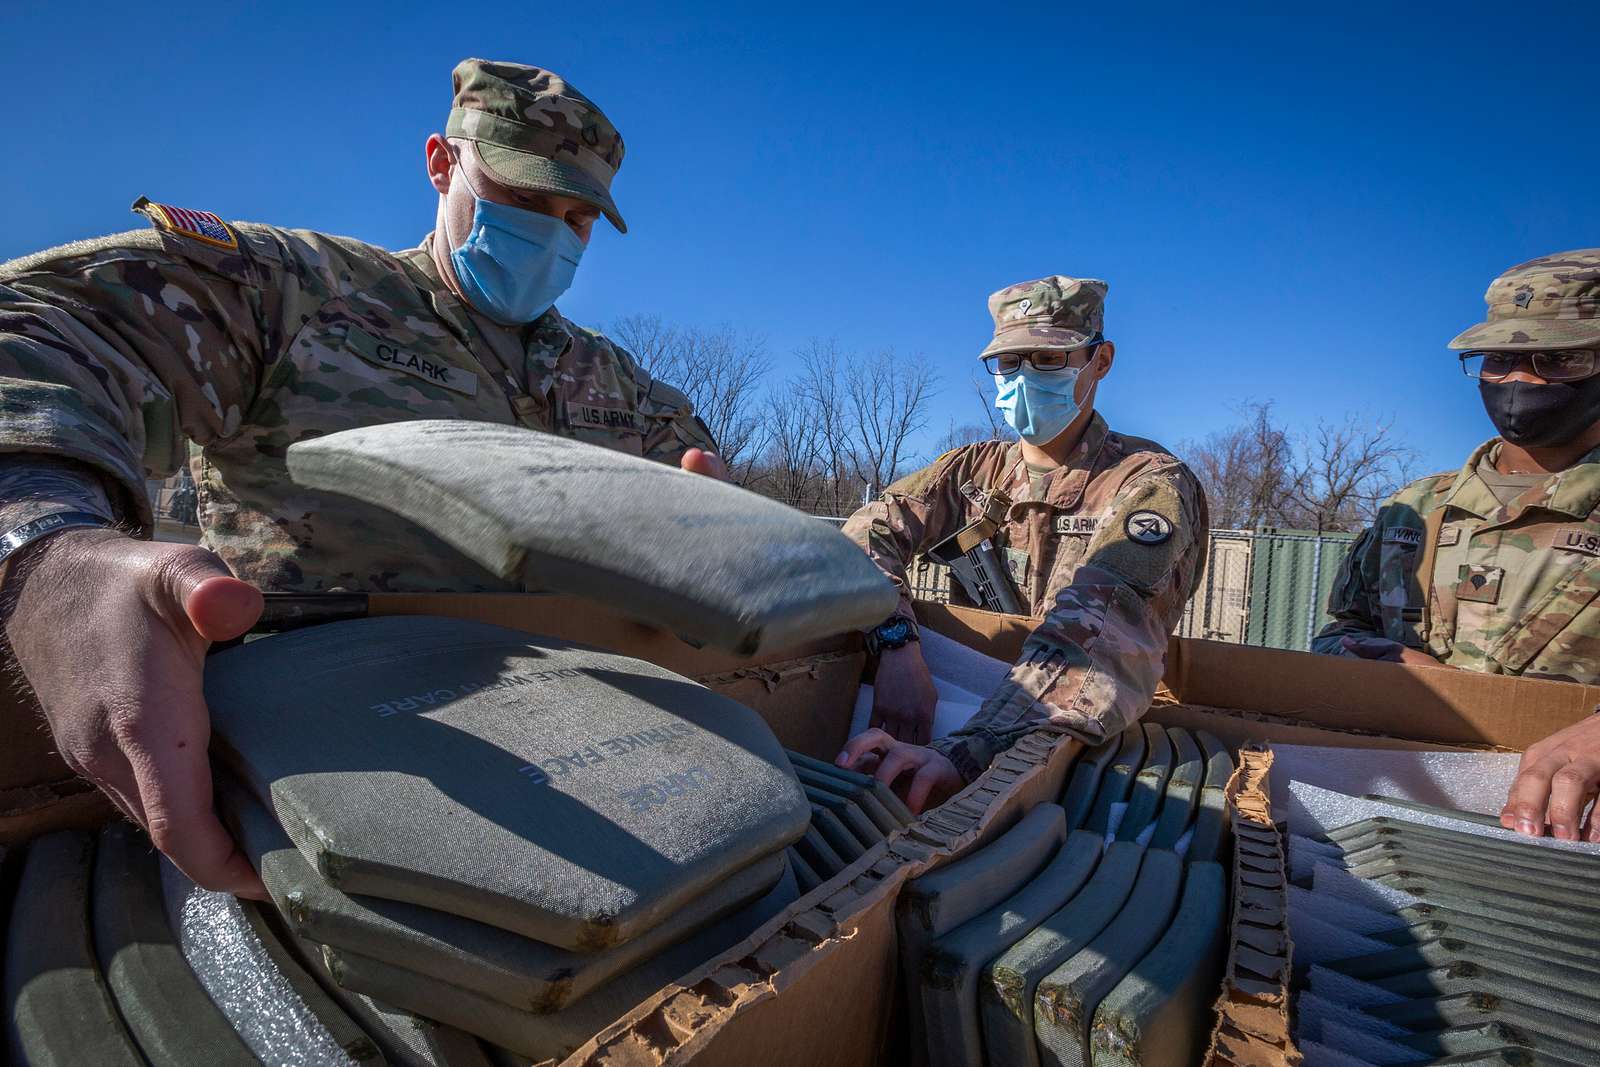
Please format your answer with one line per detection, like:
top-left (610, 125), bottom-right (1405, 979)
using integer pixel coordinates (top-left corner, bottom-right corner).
top-left (1479, 374), bottom-right (1600, 448)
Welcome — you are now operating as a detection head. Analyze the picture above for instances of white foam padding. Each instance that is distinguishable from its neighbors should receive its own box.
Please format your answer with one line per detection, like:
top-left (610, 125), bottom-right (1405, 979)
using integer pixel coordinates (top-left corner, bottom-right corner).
top-left (921, 627), bottom-right (1011, 697)
top-left (1269, 745), bottom-right (1522, 819)
top-left (1296, 993), bottom-right (1408, 1045)
top-left (1299, 1039), bottom-right (1381, 1067)
top-left (847, 627), bottom-right (1008, 742)
top-left (848, 684), bottom-right (982, 742)
top-left (1288, 908), bottom-right (1393, 967)
top-left (1306, 965), bottom-right (1404, 1009)
top-left (1289, 833), bottom-right (1346, 882)
top-left (1284, 782), bottom-right (1600, 856)
top-left (1317, 1020), bottom-right (1428, 1065)
top-left (160, 860), bottom-right (358, 1066)
top-left (1287, 885), bottom-right (1405, 938)
top-left (1310, 861), bottom-right (1420, 913)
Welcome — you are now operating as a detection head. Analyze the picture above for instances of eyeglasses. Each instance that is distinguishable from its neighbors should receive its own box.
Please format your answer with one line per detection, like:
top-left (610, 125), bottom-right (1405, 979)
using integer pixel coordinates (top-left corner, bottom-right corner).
top-left (1459, 349), bottom-right (1598, 383)
top-left (982, 337), bottom-right (1103, 376)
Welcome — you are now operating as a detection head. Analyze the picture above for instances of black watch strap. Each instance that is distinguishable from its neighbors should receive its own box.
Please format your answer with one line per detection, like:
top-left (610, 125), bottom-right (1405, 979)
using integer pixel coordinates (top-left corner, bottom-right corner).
top-left (866, 614), bottom-right (919, 658)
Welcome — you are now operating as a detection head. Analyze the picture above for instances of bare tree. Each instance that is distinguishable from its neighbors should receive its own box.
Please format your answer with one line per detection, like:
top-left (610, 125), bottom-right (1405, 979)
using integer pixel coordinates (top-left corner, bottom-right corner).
top-left (610, 313), bottom-right (678, 373)
top-left (935, 420), bottom-right (1002, 454)
top-left (611, 314), bottom-right (772, 480)
top-left (1184, 402), bottom-right (1414, 532)
top-left (845, 348), bottom-right (937, 498)
top-left (750, 384), bottom-right (827, 510)
top-left (797, 339), bottom-right (858, 515)
top-left (1285, 415), bottom-right (1417, 531)
top-left (1183, 402), bottom-right (1294, 530)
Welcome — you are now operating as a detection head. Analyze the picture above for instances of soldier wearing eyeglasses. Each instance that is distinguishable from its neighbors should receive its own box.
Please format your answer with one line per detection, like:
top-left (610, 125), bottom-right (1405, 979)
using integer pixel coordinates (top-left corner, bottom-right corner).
top-left (1314, 250), bottom-right (1600, 840)
top-left (1316, 248), bottom-right (1600, 678)
top-left (835, 276), bottom-right (1208, 812)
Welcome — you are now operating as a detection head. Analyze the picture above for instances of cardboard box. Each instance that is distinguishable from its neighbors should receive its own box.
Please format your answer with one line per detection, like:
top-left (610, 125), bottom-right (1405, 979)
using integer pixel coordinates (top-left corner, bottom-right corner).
top-left (915, 602), bottom-right (1597, 751)
top-left (5, 595), bottom-right (1593, 1065)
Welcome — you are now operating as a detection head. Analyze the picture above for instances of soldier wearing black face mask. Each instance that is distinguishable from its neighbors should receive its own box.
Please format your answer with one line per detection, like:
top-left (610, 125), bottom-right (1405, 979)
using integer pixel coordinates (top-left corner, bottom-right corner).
top-left (1313, 249), bottom-right (1600, 843)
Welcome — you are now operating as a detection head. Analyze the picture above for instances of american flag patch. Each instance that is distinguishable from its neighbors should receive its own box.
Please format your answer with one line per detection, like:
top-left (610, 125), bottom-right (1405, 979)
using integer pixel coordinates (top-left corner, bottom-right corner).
top-left (133, 197), bottom-right (238, 251)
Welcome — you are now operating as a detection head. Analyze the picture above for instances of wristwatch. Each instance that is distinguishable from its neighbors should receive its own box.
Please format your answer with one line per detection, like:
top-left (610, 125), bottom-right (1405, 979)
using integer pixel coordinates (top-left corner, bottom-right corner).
top-left (865, 615), bottom-right (919, 658)
top-left (0, 511), bottom-right (116, 567)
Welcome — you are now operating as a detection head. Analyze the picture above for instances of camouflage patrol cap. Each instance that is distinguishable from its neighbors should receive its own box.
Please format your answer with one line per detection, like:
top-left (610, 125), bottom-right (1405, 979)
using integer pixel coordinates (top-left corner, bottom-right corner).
top-left (1449, 249), bottom-right (1600, 351)
top-left (446, 58), bottom-right (628, 233)
top-left (978, 276), bottom-right (1108, 360)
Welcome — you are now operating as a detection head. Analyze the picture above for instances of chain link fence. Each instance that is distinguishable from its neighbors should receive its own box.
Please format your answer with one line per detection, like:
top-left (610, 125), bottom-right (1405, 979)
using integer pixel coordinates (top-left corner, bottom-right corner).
top-left (821, 518), bottom-right (1358, 654)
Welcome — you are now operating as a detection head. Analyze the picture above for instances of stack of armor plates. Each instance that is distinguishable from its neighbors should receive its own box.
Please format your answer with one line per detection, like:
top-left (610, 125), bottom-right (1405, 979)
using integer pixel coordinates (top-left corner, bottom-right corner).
top-left (782, 750), bottom-right (915, 892)
top-left (192, 614), bottom-right (810, 1061)
top-left (896, 723), bottom-right (1238, 1067)
top-left (1286, 791), bottom-right (1600, 1067)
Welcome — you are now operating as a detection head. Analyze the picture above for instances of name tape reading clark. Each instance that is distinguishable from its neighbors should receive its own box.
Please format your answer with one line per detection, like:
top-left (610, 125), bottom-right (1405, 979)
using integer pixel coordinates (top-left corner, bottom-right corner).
top-left (204, 616), bottom-right (811, 952)
top-left (284, 421), bottom-right (898, 654)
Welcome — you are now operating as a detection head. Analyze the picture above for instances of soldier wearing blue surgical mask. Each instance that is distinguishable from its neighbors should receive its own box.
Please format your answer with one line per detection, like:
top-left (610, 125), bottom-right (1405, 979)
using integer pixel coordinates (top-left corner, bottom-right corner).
top-left (0, 58), bottom-right (725, 898)
top-left (838, 276), bottom-right (1209, 813)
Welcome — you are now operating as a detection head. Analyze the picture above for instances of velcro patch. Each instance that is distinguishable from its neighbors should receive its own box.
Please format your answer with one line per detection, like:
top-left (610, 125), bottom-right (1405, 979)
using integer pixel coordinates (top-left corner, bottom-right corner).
top-left (344, 326), bottom-right (478, 396)
top-left (958, 480), bottom-right (986, 507)
top-left (1382, 526), bottom-right (1423, 547)
top-left (1055, 514), bottom-right (1100, 536)
top-left (137, 199), bottom-right (238, 251)
top-left (1437, 527), bottom-right (1462, 547)
top-left (1124, 510), bottom-right (1173, 545)
top-left (1555, 527), bottom-right (1600, 557)
top-left (570, 403), bottom-right (641, 434)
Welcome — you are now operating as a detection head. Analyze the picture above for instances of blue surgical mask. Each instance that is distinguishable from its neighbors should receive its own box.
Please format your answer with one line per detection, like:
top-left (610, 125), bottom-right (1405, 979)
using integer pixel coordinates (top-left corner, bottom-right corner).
top-left (994, 365), bottom-right (1083, 444)
top-left (449, 193), bottom-right (585, 324)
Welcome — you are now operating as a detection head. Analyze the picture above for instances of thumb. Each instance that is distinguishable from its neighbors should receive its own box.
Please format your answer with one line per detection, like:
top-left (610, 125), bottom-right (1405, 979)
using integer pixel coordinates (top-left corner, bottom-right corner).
top-left (679, 448), bottom-right (729, 481)
top-left (156, 550), bottom-right (262, 643)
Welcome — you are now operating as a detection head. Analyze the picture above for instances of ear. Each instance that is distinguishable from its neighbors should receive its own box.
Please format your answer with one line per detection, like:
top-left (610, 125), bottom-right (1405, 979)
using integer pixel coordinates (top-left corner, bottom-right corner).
top-left (1091, 340), bottom-right (1115, 383)
top-left (425, 133), bottom-right (453, 195)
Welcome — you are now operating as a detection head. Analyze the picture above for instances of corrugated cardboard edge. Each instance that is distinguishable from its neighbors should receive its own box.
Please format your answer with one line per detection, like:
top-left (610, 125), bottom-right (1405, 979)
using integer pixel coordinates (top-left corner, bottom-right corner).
top-left (562, 728), bottom-right (1078, 1066)
top-left (1205, 744), bottom-right (1300, 1067)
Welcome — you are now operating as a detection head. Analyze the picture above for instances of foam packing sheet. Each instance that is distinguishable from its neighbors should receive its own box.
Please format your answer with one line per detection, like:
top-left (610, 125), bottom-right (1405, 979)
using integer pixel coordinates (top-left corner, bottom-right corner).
top-left (1269, 746), bottom-right (1529, 825)
top-left (159, 859), bottom-right (376, 1067)
top-left (1282, 781), bottom-right (1600, 854)
top-left (848, 627), bottom-right (1011, 742)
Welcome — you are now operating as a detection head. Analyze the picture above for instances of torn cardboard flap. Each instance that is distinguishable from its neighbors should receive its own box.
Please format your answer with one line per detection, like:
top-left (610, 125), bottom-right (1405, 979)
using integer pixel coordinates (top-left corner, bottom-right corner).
top-left (565, 722), bottom-right (1084, 1067)
top-left (1206, 744), bottom-right (1300, 1067)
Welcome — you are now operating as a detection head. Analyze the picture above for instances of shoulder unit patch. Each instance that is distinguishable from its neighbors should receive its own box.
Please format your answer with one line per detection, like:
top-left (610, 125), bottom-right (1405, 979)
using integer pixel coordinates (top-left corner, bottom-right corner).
top-left (132, 196), bottom-right (239, 251)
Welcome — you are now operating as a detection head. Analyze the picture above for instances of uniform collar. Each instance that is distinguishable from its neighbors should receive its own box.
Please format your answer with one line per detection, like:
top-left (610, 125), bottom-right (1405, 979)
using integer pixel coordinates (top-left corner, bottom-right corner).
top-left (1003, 412), bottom-right (1111, 509)
top-left (1444, 436), bottom-right (1600, 521)
top-left (406, 234), bottom-right (574, 359)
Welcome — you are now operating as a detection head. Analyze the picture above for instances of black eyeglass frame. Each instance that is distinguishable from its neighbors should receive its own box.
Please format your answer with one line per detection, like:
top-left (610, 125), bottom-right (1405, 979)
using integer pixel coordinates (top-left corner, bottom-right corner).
top-left (1458, 348), bottom-right (1600, 383)
top-left (981, 334), bottom-right (1106, 376)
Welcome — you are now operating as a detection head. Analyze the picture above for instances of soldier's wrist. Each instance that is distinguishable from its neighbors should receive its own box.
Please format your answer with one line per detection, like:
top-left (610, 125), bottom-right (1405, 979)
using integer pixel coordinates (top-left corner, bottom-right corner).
top-left (0, 523), bottom-right (126, 620)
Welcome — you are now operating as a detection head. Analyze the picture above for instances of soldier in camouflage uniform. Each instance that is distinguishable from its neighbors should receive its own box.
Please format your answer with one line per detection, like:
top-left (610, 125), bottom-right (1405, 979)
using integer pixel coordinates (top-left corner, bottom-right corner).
top-left (837, 277), bottom-right (1208, 809)
top-left (1310, 250), bottom-right (1600, 842)
top-left (0, 59), bottom-right (719, 894)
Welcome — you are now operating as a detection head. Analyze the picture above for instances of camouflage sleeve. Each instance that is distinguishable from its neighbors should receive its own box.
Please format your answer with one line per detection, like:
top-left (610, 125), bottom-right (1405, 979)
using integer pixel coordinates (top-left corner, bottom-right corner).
top-left (840, 454), bottom-right (966, 623)
top-left (0, 225), bottom-right (280, 531)
top-left (930, 465), bottom-right (1208, 782)
top-left (637, 375), bottom-right (717, 463)
top-left (1311, 522), bottom-right (1384, 655)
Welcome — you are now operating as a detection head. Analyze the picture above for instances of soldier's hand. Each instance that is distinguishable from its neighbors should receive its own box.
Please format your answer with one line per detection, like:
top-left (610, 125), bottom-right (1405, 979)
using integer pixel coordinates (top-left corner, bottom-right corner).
top-left (3, 528), bottom-right (267, 897)
top-left (1338, 635), bottom-right (1448, 668)
top-left (1500, 714), bottom-right (1600, 842)
top-left (837, 728), bottom-right (962, 815)
top-left (871, 642), bottom-right (938, 745)
top-left (679, 448), bottom-right (728, 481)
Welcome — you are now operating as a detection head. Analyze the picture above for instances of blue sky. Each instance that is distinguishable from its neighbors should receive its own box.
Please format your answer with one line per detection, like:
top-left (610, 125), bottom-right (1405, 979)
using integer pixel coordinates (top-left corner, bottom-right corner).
top-left (5, 3), bottom-right (1596, 476)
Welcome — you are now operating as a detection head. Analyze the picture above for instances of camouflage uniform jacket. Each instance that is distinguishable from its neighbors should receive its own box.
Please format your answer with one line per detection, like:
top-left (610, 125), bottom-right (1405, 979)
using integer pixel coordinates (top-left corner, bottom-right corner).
top-left (0, 205), bottom-right (715, 592)
top-left (1315, 438), bottom-right (1600, 682)
top-left (841, 414), bottom-right (1209, 780)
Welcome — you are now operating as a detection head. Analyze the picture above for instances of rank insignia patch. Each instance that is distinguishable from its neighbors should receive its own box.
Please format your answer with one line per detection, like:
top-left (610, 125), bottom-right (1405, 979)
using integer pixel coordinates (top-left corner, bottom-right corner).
top-left (133, 197), bottom-right (238, 251)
